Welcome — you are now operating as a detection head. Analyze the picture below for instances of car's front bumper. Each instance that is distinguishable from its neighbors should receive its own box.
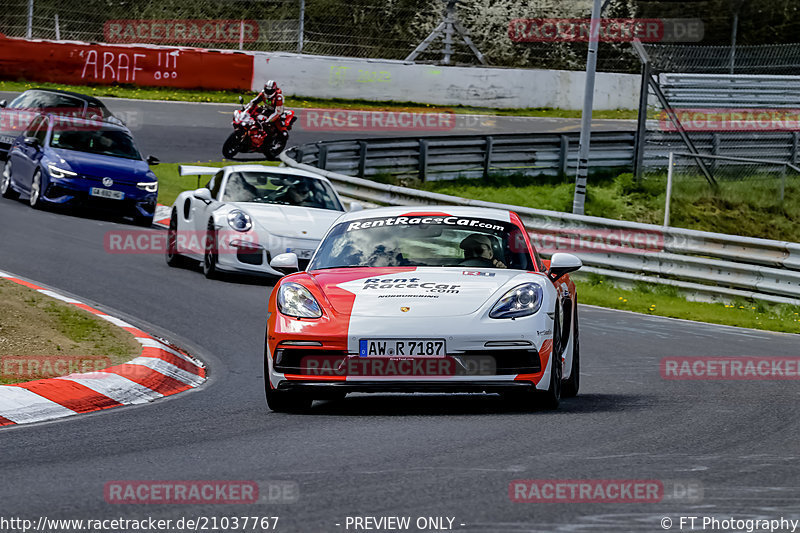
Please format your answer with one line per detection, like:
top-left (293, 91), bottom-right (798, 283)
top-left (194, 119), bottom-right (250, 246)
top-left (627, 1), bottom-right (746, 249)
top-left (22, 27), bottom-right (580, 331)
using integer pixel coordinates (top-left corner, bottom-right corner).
top-left (43, 177), bottom-right (156, 217)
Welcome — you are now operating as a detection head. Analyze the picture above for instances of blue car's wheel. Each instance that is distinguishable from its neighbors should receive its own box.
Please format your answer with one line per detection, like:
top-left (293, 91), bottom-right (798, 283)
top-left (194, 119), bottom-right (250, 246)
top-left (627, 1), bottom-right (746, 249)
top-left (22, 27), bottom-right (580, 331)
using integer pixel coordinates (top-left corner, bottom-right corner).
top-left (1, 161), bottom-right (19, 200)
top-left (29, 169), bottom-right (46, 209)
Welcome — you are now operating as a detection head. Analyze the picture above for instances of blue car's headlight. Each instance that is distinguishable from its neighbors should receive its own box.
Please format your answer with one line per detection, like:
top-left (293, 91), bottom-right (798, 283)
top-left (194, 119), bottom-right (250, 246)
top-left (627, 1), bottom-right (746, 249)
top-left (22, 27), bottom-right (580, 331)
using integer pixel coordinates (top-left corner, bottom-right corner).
top-left (47, 163), bottom-right (77, 179)
top-left (136, 182), bottom-right (158, 193)
top-left (227, 210), bottom-right (252, 232)
top-left (489, 283), bottom-right (543, 319)
top-left (277, 282), bottom-right (322, 319)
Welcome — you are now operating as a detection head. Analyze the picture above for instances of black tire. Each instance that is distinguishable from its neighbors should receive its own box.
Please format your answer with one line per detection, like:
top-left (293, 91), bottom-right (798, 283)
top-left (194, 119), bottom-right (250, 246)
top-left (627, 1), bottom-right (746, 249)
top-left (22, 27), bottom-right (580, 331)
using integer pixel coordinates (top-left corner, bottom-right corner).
top-left (222, 131), bottom-right (242, 159)
top-left (562, 301), bottom-right (580, 398)
top-left (536, 304), bottom-right (563, 410)
top-left (1, 161), bottom-right (19, 200)
top-left (203, 220), bottom-right (219, 279)
top-left (265, 387), bottom-right (313, 413)
top-left (166, 212), bottom-right (188, 268)
top-left (29, 169), bottom-right (45, 209)
top-left (263, 134), bottom-right (287, 161)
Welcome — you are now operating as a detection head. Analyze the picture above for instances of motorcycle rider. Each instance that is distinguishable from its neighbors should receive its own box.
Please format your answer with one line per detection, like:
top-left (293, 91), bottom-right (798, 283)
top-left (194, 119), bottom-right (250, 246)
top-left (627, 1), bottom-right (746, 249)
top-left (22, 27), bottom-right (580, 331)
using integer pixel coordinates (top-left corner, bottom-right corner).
top-left (246, 80), bottom-right (286, 136)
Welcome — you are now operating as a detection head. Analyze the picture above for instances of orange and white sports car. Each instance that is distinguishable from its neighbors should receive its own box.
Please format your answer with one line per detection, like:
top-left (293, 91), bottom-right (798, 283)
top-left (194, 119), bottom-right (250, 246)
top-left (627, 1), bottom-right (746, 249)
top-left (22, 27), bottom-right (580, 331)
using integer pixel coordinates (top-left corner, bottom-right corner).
top-left (263, 206), bottom-right (582, 412)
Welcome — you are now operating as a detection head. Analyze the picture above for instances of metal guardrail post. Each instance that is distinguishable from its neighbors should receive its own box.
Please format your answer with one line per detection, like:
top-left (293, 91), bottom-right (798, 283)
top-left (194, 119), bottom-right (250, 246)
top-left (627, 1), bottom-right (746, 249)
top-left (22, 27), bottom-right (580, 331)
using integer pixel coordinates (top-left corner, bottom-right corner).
top-left (317, 143), bottom-right (328, 170)
top-left (419, 139), bottom-right (429, 181)
top-left (711, 133), bottom-right (720, 173)
top-left (483, 136), bottom-right (494, 179)
top-left (357, 141), bottom-right (368, 179)
top-left (558, 135), bottom-right (570, 179)
top-left (633, 60), bottom-right (650, 182)
top-left (792, 132), bottom-right (799, 167)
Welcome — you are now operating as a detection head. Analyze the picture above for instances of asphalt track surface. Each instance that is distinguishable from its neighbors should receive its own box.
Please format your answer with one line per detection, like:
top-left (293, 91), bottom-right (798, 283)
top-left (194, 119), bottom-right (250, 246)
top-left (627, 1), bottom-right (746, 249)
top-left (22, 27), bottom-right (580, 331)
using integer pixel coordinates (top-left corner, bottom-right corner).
top-left (0, 91), bottom-right (634, 163)
top-left (1, 95), bottom-right (799, 532)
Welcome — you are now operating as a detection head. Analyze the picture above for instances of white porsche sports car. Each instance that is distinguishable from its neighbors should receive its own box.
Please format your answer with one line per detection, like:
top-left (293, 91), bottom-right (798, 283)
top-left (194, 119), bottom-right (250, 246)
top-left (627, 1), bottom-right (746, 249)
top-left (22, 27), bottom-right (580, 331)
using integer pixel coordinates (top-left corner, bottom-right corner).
top-left (264, 205), bottom-right (582, 412)
top-left (165, 164), bottom-right (360, 278)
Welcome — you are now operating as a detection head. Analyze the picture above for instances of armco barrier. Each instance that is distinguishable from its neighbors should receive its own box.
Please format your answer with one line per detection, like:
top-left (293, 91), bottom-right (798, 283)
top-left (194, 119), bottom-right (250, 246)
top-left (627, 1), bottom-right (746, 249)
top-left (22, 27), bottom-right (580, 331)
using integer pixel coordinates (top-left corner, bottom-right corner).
top-left (0, 35), bottom-right (253, 90)
top-left (287, 131), bottom-right (636, 181)
top-left (280, 148), bottom-right (800, 305)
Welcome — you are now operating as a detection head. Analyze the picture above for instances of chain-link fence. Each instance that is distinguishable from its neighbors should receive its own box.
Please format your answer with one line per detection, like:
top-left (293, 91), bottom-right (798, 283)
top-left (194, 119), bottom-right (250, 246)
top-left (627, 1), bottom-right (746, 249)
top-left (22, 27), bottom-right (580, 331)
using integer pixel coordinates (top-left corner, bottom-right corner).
top-left (636, 41), bottom-right (800, 187)
top-left (4, 0), bottom-right (797, 71)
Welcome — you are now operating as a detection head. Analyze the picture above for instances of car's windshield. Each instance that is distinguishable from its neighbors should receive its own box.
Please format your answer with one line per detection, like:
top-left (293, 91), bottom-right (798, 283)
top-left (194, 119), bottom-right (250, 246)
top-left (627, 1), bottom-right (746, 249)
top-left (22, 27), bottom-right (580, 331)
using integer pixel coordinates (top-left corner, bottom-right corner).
top-left (50, 127), bottom-right (141, 160)
top-left (222, 172), bottom-right (343, 211)
top-left (308, 215), bottom-right (535, 270)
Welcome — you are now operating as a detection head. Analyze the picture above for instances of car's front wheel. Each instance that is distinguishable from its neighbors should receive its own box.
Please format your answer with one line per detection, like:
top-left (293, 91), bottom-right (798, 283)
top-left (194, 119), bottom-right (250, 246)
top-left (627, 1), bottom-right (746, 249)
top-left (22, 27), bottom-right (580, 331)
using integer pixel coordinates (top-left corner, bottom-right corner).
top-left (29, 169), bottom-right (46, 209)
top-left (535, 304), bottom-right (563, 409)
top-left (1, 162), bottom-right (19, 200)
top-left (203, 220), bottom-right (219, 279)
top-left (265, 387), bottom-right (313, 413)
top-left (166, 212), bottom-right (188, 268)
top-left (562, 301), bottom-right (580, 398)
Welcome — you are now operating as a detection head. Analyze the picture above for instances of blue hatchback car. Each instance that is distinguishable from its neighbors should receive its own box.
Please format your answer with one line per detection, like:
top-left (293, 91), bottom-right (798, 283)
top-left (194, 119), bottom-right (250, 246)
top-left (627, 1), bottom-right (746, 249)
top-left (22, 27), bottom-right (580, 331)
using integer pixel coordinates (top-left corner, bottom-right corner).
top-left (0, 114), bottom-right (159, 226)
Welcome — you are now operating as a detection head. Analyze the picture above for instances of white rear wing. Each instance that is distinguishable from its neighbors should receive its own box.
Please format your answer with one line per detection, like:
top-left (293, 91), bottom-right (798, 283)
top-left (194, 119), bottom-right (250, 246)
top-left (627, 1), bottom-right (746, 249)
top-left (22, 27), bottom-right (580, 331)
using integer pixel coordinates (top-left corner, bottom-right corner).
top-left (179, 165), bottom-right (220, 177)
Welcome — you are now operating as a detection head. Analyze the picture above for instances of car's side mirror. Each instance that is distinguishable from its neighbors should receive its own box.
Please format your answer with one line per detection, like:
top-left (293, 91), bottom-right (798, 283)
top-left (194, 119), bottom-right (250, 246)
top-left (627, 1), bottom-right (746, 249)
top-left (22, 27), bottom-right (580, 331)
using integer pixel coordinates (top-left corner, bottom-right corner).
top-left (193, 188), bottom-right (213, 203)
top-left (348, 201), bottom-right (364, 212)
top-left (0, 100), bottom-right (7, 108)
top-left (146, 155), bottom-right (160, 165)
top-left (270, 252), bottom-right (299, 275)
top-left (548, 253), bottom-right (582, 282)
top-left (22, 137), bottom-right (40, 148)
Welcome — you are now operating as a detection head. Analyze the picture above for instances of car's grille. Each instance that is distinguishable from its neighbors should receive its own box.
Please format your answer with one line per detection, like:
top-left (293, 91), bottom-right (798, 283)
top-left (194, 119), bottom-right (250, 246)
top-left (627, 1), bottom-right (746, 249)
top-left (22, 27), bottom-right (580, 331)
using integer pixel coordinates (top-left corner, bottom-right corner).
top-left (272, 348), bottom-right (541, 376)
top-left (273, 348), bottom-right (348, 373)
top-left (236, 246), bottom-right (263, 265)
top-left (458, 349), bottom-right (541, 374)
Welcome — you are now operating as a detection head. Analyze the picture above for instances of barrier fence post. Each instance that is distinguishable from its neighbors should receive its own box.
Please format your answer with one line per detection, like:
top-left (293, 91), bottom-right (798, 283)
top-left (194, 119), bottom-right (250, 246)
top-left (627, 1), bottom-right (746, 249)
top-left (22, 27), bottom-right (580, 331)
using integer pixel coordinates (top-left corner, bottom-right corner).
top-left (572, 0), bottom-right (602, 215)
top-left (419, 139), bottom-right (429, 181)
top-left (317, 143), bottom-right (328, 169)
top-left (483, 136), bottom-right (493, 179)
top-left (558, 135), bottom-right (569, 179)
top-left (633, 60), bottom-right (650, 182)
top-left (297, 0), bottom-right (305, 53)
top-left (664, 151), bottom-right (674, 227)
top-left (358, 141), bottom-right (368, 178)
top-left (26, 0), bottom-right (34, 39)
top-left (54, 13), bottom-right (60, 40)
top-left (239, 20), bottom-right (245, 51)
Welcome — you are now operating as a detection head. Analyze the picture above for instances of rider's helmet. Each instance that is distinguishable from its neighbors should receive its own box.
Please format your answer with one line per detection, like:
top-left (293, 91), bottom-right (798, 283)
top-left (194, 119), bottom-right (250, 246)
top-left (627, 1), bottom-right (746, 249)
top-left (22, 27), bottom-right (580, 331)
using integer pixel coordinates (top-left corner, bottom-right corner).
top-left (264, 80), bottom-right (279, 98)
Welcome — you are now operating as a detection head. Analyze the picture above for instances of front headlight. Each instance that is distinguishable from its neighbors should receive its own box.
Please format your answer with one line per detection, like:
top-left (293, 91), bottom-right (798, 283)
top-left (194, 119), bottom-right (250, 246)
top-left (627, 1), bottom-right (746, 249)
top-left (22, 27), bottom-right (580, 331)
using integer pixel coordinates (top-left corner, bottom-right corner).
top-left (227, 210), bottom-right (252, 232)
top-left (47, 163), bottom-right (77, 179)
top-left (137, 181), bottom-right (158, 193)
top-left (489, 283), bottom-right (543, 319)
top-left (277, 282), bottom-right (322, 319)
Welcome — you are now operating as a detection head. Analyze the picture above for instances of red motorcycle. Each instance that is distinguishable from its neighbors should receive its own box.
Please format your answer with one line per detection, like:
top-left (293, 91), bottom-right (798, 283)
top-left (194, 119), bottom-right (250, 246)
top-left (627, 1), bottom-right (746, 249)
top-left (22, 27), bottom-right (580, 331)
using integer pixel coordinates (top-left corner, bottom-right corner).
top-left (222, 96), bottom-right (296, 161)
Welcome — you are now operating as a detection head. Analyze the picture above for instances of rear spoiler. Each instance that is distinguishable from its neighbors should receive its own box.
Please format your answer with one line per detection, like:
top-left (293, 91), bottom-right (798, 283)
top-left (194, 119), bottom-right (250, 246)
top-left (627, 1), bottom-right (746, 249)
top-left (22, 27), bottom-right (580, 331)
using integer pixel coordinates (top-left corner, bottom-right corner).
top-left (179, 165), bottom-right (220, 177)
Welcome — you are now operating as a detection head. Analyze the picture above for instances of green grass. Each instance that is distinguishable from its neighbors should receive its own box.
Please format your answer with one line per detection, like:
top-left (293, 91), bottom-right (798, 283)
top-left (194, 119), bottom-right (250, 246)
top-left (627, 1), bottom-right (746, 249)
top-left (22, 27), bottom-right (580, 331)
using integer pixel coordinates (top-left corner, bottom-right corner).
top-left (0, 80), bottom-right (636, 119)
top-left (575, 274), bottom-right (800, 334)
top-left (151, 160), bottom-right (280, 206)
top-left (416, 172), bottom-right (800, 242)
